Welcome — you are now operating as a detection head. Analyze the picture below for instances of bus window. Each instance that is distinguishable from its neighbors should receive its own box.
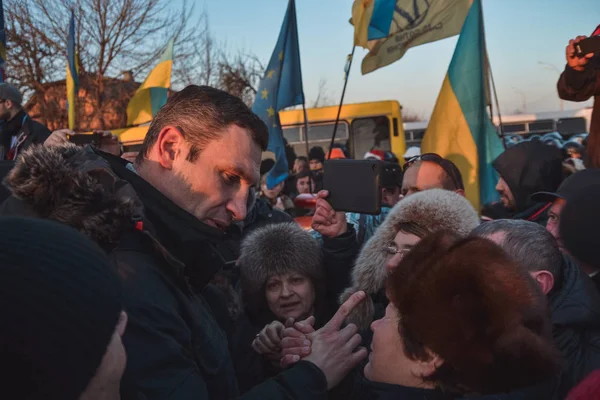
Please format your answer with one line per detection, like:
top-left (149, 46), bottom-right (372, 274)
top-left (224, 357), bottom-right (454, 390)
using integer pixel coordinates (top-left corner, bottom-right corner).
top-left (502, 123), bottom-right (526, 134)
top-left (306, 122), bottom-right (349, 141)
top-left (529, 119), bottom-right (554, 134)
top-left (557, 117), bottom-right (587, 135)
top-left (351, 116), bottom-right (390, 159)
top-left (283, 126), bottom-right (301, 144)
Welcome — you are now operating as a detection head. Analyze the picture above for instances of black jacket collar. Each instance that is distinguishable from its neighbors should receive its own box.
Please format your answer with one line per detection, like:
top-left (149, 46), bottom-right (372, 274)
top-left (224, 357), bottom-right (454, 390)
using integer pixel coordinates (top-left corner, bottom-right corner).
top-left (98, 150), bottom-right (228, 289)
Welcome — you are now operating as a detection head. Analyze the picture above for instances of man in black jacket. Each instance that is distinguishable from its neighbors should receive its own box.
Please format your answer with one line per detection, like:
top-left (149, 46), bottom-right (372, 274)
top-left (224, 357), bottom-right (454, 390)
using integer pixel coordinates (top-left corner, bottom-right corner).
top-left (472, 220), bottom-right (600, 397)
top-left (0, 83), bottom-right (50, 160)
top-left (492, 140), bottom-right (564, 225)
top-left (0, 85), bottom-right (366, 399)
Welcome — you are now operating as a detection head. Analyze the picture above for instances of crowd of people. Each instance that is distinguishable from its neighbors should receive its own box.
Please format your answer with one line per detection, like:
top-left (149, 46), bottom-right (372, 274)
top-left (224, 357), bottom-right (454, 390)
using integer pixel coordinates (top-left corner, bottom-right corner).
top-left (0, 35), bottom-right (598, 400)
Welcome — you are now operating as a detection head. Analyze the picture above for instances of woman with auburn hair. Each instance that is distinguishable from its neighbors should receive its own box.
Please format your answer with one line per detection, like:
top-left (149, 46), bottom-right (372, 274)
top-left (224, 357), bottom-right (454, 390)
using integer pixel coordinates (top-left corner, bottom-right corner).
top-left (361, 231), bottom-right (562, 399)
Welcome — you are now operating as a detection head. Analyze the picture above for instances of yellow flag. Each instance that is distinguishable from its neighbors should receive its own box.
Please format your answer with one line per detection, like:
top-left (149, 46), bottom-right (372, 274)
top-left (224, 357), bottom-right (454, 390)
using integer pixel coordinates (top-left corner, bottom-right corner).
top-left (126, 40), bottom-right (174, 126)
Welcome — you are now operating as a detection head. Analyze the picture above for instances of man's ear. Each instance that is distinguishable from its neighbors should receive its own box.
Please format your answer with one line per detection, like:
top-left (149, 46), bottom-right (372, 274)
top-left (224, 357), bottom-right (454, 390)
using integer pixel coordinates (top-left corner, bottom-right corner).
top-left (530, 270), bottom-right (555, 295)
top-left (4, 100), bottom-right (14, 110)
top-left (155, 126), bottom-right (186, 169)
top-left (455, 189), bottom-right (466, 197)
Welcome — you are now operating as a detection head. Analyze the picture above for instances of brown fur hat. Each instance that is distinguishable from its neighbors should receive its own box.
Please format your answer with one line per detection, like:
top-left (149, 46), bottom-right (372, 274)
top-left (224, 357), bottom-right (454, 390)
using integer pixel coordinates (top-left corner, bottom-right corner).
top-left (388, 232), bottom-right (560, 394)
top-left (340, 189), bottom-right (480, 329)
top-left (238, 222), bottom-right (323, 314)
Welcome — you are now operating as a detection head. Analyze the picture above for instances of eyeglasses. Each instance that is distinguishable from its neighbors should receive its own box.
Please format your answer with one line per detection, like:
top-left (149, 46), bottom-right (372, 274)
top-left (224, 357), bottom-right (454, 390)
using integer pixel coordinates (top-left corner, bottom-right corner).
top-left (403, 153), bottom-right (464, 191)
top-left (382, 243), bottom-right (410, 257)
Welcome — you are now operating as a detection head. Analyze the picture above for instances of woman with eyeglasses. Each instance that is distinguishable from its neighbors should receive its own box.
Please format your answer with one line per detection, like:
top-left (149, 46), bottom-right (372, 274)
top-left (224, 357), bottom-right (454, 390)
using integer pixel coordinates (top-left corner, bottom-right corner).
top-left (339, 189), bottom-right (480, 332)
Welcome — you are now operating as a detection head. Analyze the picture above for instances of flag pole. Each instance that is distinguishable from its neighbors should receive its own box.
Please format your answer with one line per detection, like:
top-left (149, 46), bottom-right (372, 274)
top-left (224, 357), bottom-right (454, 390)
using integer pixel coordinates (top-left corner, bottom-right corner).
top-left (479, 1), bottom-right (505, 150)
top-left (302, 103), bottom-right (310, 157)
top-left (328, 45), bottom-right (356, 159)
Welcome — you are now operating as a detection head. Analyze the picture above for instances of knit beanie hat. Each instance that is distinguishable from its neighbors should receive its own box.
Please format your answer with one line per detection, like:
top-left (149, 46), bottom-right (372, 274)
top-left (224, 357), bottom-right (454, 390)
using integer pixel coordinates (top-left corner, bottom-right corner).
top-left (340, 189), bottom-right (480, 329)
top-left (560, 184), bottom-right (600, 270)
top-left (0, 217), bottom-right (123, 400)
top-left (238, 222), bottom-right (323, 313)
top-left (308, 146), bottom-right (325, 163)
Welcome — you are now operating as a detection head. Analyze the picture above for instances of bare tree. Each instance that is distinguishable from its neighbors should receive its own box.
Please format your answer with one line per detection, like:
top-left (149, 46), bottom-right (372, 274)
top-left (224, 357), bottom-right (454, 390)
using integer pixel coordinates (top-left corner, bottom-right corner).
top-left (216, 52), bottom-right (264, 107)
top-left (4, 0), bottom-right (214, 129)
top-left (402, 109), bottom-right (423, 122)
top-left (311, 78), bottom-right (335, 108)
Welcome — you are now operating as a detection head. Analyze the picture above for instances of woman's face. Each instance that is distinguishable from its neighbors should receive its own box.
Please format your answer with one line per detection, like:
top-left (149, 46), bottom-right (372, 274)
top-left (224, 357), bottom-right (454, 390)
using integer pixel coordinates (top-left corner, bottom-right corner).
top-left (265, 273), bottom-right (316, 321)
top-left (261, 181), bottom-right (284, 200)
top-left (366, 303), bottom-right (438, 387)
top-left (384, 230), bottom-right (422, 274)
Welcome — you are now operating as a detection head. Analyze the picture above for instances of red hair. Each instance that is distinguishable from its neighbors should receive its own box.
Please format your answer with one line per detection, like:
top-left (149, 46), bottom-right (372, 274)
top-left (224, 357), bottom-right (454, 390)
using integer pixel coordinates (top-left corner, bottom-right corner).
top-left (388, 231), bottom-right (561, 394)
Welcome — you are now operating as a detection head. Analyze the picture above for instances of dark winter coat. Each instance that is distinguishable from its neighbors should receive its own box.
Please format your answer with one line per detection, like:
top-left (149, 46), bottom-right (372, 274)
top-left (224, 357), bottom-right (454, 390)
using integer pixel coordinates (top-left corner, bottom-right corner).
top-left (350, 378), bottom-right (559, 400)
top-left (0, 144), bottom-right (328, 400)
top-left (550, 255), bottom-right (600, 396)
top-left (492, 141), bottom-right (564, 225)
top-left (558, 57), bottom-right (600, 168)
top-left (0, 110), bottom-right (51, 160)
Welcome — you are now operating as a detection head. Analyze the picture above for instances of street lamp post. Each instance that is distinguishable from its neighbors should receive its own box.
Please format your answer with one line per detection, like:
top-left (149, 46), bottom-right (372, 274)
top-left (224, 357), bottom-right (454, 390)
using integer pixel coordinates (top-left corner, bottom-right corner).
top-left (538, 61), bottom-right (565, 112)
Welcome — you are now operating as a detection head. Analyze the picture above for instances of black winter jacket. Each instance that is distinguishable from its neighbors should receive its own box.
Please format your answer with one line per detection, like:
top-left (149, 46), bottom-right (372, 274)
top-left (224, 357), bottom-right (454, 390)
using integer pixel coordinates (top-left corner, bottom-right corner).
top-left (550, 256), bottom-right (600, 396)
top-left (0, 144), bottom-right (328, 400)
top-left (492, 141), bottom-right (564, 225)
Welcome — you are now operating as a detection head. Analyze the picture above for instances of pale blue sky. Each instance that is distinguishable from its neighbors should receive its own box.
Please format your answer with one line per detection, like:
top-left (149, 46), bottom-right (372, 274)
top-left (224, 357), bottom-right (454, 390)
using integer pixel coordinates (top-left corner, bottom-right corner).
top-left (174, 0), bottom-right (599, 118)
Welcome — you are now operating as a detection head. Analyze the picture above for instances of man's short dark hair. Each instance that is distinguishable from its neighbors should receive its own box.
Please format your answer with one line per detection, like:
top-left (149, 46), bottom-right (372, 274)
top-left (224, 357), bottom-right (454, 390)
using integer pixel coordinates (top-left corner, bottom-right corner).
top-left (137, 85), bottom-right (269, 163)
top-left (471, 219), bottom-right (563, 282)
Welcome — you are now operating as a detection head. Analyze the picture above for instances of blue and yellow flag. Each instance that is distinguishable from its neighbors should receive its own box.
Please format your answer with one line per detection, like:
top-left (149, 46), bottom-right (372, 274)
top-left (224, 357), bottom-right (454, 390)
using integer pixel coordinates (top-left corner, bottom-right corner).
top-left (353, 0), bottom-right (471, 74)
top-left (126, 39), bottom-right (173, 126)
top-left (252, 0), bottom-right (305, 189)
top-left (421, 0), bottom-right (504, 211)
top-left (0, 0), bottom-right (6, 81)
top-left (66, 10), bottom-right (79, 130)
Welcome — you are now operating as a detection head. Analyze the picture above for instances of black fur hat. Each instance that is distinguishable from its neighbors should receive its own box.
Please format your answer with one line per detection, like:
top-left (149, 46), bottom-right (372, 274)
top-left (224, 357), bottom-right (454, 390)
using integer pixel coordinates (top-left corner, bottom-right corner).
top-left (238, 222), bottom-right (323, 314)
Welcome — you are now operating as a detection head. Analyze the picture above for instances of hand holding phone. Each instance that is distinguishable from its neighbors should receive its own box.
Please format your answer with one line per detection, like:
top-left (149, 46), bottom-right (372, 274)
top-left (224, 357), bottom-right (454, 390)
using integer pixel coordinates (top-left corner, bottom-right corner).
top-left (67, 132), bottom-right (103, 147)
top-left (575, 36), bottom-right (600, 58)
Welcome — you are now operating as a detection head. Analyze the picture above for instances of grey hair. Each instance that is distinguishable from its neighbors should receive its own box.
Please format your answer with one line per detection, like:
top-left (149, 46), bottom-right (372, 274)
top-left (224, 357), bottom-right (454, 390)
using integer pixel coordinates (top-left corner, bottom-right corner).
top-left (470, 219), bottom-right (563, 280)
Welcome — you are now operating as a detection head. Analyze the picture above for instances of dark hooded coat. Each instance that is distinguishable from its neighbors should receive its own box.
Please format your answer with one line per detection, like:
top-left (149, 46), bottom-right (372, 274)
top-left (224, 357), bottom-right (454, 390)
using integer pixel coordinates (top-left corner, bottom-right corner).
top-left (492, 141), bottom-right (564, 225)
top-left (0, 144), bottom-right (328, 400)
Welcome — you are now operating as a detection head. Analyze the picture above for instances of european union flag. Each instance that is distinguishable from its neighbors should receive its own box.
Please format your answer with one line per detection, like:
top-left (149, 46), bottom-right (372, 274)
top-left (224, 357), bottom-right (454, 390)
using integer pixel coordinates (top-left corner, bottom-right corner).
top-left (252, 0), bottom-right (305, 189)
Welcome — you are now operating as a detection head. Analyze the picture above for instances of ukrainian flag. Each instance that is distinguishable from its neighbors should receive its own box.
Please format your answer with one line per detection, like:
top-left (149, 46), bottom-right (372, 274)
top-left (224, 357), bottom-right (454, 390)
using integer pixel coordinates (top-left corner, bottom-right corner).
top-left (252, 0), bottom-right (305, 189)
top-left (126, 39), bottom-right (173, 126)
top-left (421, 0), bottom-right (503, 211)
top-left (66, 10), bottom-right (79, 130)
top-left (0, 0), bottom-right (6, 81)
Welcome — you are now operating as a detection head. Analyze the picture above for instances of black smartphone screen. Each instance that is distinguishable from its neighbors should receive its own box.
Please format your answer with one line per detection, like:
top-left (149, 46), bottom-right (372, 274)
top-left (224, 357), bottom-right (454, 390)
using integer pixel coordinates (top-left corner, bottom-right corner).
top-left (323, 159), bottom-right (382, 215)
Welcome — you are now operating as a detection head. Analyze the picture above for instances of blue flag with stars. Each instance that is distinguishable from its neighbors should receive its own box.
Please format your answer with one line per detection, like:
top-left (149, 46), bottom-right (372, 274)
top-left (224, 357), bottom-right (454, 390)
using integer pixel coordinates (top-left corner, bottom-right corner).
top-left (252, 0), bottom-right (305, 189)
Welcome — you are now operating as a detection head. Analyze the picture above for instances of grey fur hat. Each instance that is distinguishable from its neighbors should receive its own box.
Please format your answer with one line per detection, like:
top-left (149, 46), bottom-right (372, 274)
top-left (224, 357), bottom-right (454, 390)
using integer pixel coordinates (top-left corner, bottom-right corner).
top-left (340, 189), bottom-right (480, 329)
top-left (238, 222), bottom-right (323, 313)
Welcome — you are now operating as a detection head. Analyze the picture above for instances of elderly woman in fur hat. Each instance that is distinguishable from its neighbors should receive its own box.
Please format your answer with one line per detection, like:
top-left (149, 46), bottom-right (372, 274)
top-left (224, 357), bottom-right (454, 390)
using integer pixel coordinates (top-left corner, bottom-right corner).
top-left (340, 189), bottom-right (480, 331)
top-left (238, 222), bottom-right (337, 382)
top-left (357, 231), bottom-right (562, 399)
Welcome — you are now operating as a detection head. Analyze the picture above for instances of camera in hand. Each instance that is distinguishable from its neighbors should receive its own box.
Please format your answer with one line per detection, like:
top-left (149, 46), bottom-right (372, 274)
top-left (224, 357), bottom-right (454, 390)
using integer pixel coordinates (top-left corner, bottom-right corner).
top-left (67, 133), bottom-right (103, 147)
top-left (575, 36), bottom-right (600, 57)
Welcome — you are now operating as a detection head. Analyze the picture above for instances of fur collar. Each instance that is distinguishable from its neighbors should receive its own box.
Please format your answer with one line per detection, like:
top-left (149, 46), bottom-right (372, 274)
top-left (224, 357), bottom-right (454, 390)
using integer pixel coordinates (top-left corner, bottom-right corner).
top-left (340, 189), bottom-right (480, 329)
top-left (3, 144), bottom-right (139, 247)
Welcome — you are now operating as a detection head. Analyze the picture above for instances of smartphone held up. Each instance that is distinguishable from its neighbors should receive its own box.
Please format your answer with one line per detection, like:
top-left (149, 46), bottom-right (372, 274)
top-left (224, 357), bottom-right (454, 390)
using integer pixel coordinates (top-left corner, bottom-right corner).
top-left (323, 159), bottom-right (383, 215)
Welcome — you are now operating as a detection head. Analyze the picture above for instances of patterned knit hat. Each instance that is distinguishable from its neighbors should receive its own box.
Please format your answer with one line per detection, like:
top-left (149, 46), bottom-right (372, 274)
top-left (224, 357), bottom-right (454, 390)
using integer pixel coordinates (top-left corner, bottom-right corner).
top-left (0, 217), bottom-right (123, 399)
